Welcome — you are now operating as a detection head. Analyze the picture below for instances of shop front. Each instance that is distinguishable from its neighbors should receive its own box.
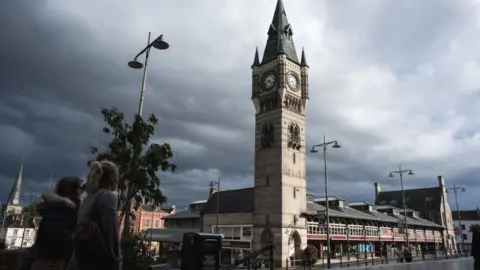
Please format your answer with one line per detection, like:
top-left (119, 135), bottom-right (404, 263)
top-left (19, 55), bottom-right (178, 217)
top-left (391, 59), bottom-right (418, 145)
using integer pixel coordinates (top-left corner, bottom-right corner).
top-left (220, 240), bottom-right (251, 266)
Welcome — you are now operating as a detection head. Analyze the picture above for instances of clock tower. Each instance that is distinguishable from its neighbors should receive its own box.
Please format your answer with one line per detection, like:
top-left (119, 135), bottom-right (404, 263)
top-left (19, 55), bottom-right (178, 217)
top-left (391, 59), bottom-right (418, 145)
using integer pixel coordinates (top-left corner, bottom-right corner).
top-left (251, 0), bottom-right (309, 267)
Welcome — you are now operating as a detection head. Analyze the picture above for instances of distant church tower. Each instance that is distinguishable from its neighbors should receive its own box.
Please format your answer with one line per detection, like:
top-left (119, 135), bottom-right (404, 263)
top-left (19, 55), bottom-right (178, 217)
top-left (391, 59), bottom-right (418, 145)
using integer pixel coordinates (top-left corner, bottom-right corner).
top-left (4, 161), bottom-right (24, 216)
top-left (251, 0), bottom-right (309, 267)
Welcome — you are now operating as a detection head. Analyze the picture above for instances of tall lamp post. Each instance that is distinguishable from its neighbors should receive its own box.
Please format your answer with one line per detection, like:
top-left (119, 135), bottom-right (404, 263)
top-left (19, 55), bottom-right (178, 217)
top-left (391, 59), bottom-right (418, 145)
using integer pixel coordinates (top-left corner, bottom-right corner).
top-left (122, 32), bottom-right (170, 235)
top-left (210, 178), bottom-right (221, 233)
top-left (446, 184), bottom-right (466, 255)
top-left (388, 166), bottom-right (414, 247)
top-left (310, 136), bottom-right (341, 269)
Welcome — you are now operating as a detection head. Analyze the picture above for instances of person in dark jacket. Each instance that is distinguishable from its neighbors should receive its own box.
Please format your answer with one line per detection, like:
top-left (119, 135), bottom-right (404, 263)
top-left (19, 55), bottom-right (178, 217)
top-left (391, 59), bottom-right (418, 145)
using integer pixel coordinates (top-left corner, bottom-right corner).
top-left (28, 176), bottom-right (84, 270)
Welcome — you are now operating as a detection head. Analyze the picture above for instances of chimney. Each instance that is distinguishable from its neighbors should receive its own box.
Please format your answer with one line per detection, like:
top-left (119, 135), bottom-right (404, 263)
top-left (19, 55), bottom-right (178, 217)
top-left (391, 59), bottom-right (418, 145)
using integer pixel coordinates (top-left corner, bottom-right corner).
top-left (374, 182), bottom-right (381, 200)
top-left (438, 175), bottom-right (445, 189)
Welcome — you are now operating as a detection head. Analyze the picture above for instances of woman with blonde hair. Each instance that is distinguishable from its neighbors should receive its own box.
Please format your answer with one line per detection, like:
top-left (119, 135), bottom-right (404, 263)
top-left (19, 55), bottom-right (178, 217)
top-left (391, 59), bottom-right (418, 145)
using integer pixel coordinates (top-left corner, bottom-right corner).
top-left (70, 161), bottom-right (121, 270)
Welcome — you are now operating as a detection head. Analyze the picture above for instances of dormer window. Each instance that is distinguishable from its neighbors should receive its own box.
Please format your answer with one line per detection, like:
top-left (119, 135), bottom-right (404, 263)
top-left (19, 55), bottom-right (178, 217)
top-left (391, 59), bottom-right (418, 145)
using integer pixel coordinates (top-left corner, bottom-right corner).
top-left (390, 199), bottom-right (397, 205)
top-left (379, 201), bottom-right (386, 205)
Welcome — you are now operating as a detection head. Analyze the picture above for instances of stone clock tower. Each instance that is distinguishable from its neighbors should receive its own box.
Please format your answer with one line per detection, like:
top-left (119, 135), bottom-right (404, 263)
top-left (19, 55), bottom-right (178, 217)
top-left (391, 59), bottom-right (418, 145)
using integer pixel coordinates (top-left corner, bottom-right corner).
top-left (251, 0), bottom-right (309, 266)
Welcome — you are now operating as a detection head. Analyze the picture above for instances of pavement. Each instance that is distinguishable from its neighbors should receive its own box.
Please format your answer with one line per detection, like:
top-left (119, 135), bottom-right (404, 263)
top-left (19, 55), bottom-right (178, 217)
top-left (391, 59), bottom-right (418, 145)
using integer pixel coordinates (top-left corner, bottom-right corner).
top-left (341, 257), bottom-right (473, 270)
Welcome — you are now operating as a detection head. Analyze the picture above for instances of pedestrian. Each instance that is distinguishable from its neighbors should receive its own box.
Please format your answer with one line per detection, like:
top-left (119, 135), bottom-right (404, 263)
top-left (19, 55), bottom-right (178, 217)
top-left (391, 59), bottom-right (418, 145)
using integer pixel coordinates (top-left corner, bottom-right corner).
top-left (26, 176), bottom-right (84, 270)
top-left (472, 224), bottom-right (480, 270)
top-left (69, 161), bottom-right (121, 270)
top-left (396, 246), bottom-right (404, 263)
top-left (404, 248), bottom-right (413, 263)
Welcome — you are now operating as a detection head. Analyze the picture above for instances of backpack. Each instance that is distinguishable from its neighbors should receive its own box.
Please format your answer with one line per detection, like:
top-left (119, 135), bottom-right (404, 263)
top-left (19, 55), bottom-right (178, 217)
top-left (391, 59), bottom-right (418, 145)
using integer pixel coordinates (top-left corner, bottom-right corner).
top-left (71, 192), bottom-right (111, 260)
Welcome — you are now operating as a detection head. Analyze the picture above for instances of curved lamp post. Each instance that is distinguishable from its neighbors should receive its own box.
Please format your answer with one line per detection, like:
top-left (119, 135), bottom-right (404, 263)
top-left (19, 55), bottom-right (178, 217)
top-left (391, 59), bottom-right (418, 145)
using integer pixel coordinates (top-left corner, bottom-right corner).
top-left (388, 166), bottom-right (414, 247)
top-left (310, 136), bottom-right (341, 269)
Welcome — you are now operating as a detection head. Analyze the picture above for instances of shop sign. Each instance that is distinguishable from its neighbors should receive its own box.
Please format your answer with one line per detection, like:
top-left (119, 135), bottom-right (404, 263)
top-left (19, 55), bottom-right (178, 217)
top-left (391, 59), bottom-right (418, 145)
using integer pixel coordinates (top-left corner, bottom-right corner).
top-left (222, 240), bottom-right (250, 249)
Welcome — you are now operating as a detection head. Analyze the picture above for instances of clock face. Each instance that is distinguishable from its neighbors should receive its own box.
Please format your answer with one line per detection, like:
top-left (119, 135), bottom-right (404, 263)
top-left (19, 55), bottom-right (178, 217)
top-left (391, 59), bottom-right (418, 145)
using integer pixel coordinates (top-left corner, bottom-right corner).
top-left (287, 73), bottom-right (298, 90)
top-left (263, 73), bottom-right (276, 90)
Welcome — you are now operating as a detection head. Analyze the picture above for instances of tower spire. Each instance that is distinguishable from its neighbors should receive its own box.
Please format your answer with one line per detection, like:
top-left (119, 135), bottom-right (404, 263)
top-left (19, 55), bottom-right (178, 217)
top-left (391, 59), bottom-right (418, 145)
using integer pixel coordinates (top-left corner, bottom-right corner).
top-left (252, 46), bottom-right (260, 67)
top-left (301, 47), bottom-right (308, 67)
top-left (261, 0), bottom-right (299, 65)
top-left (7, 160), bottom-right (23, 206)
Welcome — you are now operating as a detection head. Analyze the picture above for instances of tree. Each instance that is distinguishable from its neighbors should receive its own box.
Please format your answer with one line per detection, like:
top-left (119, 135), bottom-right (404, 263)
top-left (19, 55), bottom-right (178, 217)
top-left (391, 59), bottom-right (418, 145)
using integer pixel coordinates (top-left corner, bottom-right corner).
top-left (89, 107), bottom-right (176, 235)
top-left (22, 202), bottom-right (39, 219)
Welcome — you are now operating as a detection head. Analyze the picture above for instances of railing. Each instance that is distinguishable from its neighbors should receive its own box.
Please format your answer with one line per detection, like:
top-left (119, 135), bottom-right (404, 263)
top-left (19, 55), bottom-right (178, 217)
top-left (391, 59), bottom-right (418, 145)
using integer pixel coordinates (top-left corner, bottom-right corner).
top-left (285, 250), bottom-right (470, 270)
top-left (307, 222), bottom-right (442, 242)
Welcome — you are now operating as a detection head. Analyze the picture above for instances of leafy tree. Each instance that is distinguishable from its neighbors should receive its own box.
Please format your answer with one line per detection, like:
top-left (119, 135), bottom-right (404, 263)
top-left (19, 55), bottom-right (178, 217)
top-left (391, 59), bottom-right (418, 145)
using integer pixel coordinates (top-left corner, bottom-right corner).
top-left (22, 202), bottom-right (39, 219)
top-left (121, 228), bottom-right (156, 270)
top-left (89, 107), bottom-right (176, 235)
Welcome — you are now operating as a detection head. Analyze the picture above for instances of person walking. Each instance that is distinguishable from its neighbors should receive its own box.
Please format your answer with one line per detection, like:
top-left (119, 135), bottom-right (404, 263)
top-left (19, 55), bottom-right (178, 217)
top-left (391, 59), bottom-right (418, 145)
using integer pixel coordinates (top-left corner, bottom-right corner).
top-left (27, 176), bottom-right (84, 270)
top-left (69, 161), bottom-right (121, 270)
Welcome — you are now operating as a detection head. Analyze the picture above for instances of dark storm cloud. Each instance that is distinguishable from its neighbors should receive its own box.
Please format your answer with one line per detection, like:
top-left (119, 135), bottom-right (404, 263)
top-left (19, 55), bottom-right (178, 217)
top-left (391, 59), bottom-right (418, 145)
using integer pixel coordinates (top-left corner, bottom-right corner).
top-left (1, 0), bottom-right (480, 210)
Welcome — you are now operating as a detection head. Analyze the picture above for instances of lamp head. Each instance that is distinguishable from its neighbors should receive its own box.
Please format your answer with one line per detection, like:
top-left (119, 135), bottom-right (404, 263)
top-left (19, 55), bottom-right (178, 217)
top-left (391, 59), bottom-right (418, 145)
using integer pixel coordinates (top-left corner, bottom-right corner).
top-left (128, 59), bottom-right (144, 69)
top-left (310, 148), bottom-right (318, 153)
top-left (408, 170), bottom-right (414, 175)
top-left (152, 35), bottom-right (169, 50)
top-left (462, 188), bottom-right (466, 192)
top-left (332, 142), bottom-right (341, 148)
top-left (388, 172), bottom-right (394, 178)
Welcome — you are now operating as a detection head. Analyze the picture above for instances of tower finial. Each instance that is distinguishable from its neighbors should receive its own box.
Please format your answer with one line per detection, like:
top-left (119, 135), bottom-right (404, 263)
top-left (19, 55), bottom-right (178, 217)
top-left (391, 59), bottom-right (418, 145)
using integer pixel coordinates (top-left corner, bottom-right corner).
top-left (301, 47), bottom-right (308, 67)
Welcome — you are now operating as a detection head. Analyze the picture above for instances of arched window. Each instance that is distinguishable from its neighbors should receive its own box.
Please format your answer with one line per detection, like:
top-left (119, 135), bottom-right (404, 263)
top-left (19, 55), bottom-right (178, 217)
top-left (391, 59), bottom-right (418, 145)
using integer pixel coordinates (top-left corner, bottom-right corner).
top-left (261, 121), bottom-right (274, 148)
top-left (288, 123), bottom-right (301, 147)
top-left (261, 229), bottom-right (274, 247)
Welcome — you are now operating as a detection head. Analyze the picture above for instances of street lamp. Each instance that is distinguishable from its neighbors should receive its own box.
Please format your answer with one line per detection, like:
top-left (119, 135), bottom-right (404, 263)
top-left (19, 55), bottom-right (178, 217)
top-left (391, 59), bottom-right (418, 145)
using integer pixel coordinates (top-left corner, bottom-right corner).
top-left (310, 135), bottom-right (341, 269)
top-left (388, 166), bottom-right (414, 247)
top-left (210, 178), bottom-right (221, 233)
top-left (446, 184), bottom-right (466, 255)
top-left (128, 32), bottom-right (169, 116)
top-left (122, 32), bottom-right (169, 237)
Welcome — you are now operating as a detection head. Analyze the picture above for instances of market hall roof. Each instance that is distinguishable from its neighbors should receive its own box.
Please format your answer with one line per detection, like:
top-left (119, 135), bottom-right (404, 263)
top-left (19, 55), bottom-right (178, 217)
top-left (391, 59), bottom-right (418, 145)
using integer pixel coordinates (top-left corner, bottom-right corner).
top-left (375, 187), bottom-right (443, 212)
top-left (203, 188), bottom-right (254, 215)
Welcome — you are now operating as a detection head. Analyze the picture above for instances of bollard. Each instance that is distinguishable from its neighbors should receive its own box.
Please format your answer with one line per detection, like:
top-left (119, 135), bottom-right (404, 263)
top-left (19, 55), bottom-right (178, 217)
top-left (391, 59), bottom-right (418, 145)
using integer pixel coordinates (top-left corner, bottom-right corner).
top-left (371, 251), bottom-right (374, 265)
top-left (286, 258), bottom-right (289, 270)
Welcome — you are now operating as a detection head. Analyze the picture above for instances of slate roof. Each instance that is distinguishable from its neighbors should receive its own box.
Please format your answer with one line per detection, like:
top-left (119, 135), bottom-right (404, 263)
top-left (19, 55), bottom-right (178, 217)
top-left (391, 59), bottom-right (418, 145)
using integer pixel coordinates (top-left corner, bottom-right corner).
top-left (203, 188), bottom-right (254, 214)
top-left (261, 0), bottom-right (299, 65)
top-left (375, 187), bottom-right (442, 212)
top-left (143, 228), bottom-right (199, 243)
top-left (452, 210), bottom-right (480, 221)
top-left (162, 209), bottom-right (201, 220)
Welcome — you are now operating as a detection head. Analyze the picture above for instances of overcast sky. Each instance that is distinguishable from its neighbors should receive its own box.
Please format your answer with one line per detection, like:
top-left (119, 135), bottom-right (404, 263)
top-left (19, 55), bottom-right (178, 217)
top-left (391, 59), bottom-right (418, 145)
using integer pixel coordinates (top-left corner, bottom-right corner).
top-left (1, 0), bottom-right (480, 210)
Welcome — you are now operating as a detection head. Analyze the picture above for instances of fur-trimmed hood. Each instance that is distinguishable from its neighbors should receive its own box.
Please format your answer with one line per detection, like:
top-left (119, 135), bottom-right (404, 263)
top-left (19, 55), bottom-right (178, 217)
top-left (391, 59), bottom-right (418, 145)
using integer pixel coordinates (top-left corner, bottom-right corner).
top-left (41, 189), bottom-right (77, 209)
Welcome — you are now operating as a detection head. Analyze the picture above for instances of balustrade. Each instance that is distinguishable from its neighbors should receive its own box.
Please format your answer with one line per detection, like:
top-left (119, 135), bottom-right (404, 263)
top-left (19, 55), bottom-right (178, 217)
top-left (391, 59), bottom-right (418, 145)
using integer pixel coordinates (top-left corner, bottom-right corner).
top-left (306, 221), bottom-right (441, 243)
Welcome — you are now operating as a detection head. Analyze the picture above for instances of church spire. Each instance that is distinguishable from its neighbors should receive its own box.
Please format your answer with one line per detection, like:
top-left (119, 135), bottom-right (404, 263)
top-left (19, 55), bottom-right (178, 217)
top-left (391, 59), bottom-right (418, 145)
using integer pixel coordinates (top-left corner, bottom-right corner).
top-left (261, 0), bottom-right (299, 65)
top-left (7, 160), bottom-right (23, 206)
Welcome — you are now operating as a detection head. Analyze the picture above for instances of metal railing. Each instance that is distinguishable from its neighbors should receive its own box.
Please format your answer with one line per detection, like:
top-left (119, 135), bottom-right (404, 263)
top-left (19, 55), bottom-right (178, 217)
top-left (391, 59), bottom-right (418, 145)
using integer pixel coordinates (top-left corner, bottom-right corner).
top-left (285, 250), bottom-right (470, 269)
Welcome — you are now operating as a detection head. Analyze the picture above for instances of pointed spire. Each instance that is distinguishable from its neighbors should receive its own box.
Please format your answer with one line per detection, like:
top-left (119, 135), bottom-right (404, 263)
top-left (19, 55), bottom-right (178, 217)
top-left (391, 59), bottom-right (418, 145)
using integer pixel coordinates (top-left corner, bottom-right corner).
top-left (7, 160), bottom-right (23, 206)
top-left (301, 47), bottom-right (308, 67)
top-left (261, 0), bottom-right (299, 65)
top-left (252, 46), bottom-right (260, 67)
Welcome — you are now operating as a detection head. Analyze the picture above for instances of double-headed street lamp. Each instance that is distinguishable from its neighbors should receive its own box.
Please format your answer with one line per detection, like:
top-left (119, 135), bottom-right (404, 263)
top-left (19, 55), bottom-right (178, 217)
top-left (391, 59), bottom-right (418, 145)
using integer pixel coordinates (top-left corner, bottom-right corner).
top-left (310, 136), bottom-right (341, 269)
top-left (128, 32), bottom-right (169, 116)
top-left (446, 184), bottom-right (466, 255)
top-left (388, 166), bottom-right (414, 247)
top-left (210, 178), bottom-right (221, 233)
top-left (122, 32), bottom-right (169, 236)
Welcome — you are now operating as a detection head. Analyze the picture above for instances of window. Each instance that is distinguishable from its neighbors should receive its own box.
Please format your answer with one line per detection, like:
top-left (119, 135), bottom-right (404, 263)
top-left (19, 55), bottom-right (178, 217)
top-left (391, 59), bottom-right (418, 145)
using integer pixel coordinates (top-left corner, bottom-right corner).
top-left (233, 227), bottom-right (241, 240)
top-left (293, 153), bottom-right (296, 164)
top-left (461, 225), bottom-right (466, 230)
top-left (390, 200), bottom-right (397, 205)
top-left (145, 219), bottom-right (150, 227)
top-left (266, 176), bottom-right (270, 186)
top-left (293, 187), bottom-right (297, 199)
top-left (155, 220), bottom-right (160, 228)
top-left (9, 239), bottom-right (16, 246)
top-left (242, 227), bottom-right (252, 238)
top-left (23, 241), bottom-right (27, 246)
top-left (463, 234), bottom-right (468, 240)
top-left (219, 227), bottom-right (233, 239)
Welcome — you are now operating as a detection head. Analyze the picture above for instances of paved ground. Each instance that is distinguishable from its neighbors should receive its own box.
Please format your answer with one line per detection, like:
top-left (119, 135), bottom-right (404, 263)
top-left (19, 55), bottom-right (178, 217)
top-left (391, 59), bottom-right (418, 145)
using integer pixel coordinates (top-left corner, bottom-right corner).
top-left (330, 257), bottom-right (473, 270)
